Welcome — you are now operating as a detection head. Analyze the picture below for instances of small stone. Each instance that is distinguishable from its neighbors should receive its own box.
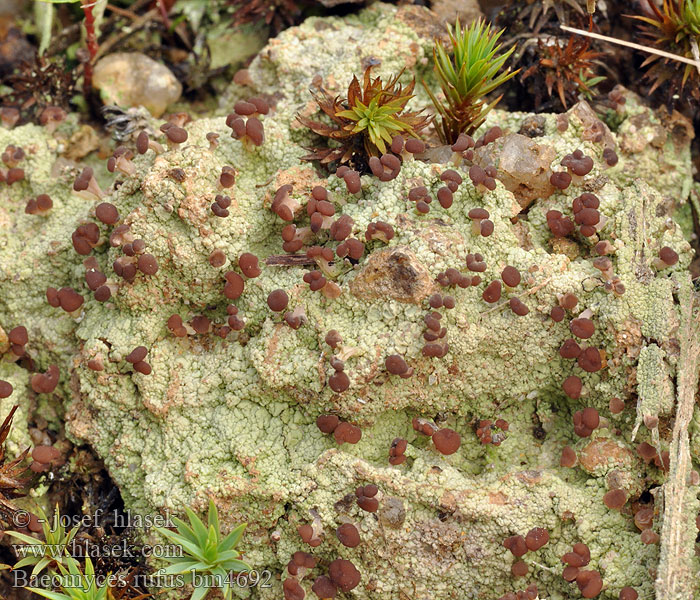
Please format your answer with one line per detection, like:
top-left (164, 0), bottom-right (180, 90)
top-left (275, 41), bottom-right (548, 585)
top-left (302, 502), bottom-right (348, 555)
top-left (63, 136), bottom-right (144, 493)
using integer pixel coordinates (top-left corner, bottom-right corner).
top-left (568, 100), bottom-right (615, 147)
top-left (379, 496), bottom-right (406, 528)
top-left (518, 115), bottom-right (546, 138)
top-left (64, 125), bottom-right (101, 161)
top-left (93, 53), bottom-right (182, 117)
top-left (429, 0), bottom-right (482, 24)
top-left (0, 23), bottom-right (34, 77)
top-left (349, 247), bottom-right (434, 305)
top-left (578, 438), bottom-right (636, 477)
top-left (478, 133), bottom-right (557, 208)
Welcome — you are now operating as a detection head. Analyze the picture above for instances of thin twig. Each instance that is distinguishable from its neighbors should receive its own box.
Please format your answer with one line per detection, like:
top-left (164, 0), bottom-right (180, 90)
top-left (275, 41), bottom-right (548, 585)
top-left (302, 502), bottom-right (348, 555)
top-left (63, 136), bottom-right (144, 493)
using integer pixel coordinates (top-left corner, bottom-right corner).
top-left (105, 3), bottom-right (139, 20)
top-left (156, 0), bottom-right (171, 28)
top-left (265, 254), bottom-right (320, 267)
top-left (95, 8), bottom-right (158, 59)
top-left (478, 276), bottom-right (553, 319)
top-left (560, 25), bottom-right (700, 71)
top-left (527, 559), bottom-right (557, 574)
top-left (80, 0), bottom-right (99, 99)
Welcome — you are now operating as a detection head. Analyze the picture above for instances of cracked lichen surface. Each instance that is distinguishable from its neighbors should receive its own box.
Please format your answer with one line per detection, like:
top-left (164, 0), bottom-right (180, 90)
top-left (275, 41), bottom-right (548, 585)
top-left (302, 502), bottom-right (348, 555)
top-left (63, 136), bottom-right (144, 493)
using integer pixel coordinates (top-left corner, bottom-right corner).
top-left (0, 4), bottom-right (698, 600)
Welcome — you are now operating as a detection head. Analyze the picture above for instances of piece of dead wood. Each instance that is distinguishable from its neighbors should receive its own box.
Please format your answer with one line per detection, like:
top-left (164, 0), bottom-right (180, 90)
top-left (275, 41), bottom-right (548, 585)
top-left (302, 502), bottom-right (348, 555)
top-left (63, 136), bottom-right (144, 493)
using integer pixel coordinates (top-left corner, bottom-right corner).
top-left (655, 277), bottom-right (700, 600)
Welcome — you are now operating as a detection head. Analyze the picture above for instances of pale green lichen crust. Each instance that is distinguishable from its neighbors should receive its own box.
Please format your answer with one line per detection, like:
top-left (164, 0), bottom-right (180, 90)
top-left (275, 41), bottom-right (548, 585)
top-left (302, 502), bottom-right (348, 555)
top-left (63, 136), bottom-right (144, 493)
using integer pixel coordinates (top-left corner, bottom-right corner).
top-left (0, 4), bottom-right (698, 600)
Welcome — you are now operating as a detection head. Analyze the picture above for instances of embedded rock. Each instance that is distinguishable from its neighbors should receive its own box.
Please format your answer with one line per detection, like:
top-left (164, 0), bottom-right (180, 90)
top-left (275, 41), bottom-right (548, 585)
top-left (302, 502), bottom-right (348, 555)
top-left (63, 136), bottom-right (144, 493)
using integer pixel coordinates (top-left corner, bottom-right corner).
top-left (93, 52), bottom-right (182, 117)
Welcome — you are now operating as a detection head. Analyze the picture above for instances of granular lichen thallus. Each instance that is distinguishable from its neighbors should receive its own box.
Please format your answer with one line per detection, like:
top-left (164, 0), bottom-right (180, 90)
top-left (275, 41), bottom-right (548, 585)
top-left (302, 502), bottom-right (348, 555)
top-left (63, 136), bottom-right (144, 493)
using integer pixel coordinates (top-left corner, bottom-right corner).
top-left (0, 4), bottom-right (698, 600)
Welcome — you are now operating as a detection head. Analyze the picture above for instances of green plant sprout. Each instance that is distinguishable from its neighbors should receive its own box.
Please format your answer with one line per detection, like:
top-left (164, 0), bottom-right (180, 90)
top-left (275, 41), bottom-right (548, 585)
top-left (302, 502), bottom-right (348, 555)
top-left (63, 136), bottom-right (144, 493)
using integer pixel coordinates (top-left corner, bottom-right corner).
top-left (577, 69), bottom-right (606, 100)
top-left (154, 500), bottom-right (250, 600)
top-left (299, 65), bottom-right (431, 165)
top-left (424, 18), bottom-right (517, 144)
top-left (27, 556), bottom-right (110, 600)
top-left (334, 82), bottom-right (421, 152)
top-left (7, 504), bottom-right (80, 577)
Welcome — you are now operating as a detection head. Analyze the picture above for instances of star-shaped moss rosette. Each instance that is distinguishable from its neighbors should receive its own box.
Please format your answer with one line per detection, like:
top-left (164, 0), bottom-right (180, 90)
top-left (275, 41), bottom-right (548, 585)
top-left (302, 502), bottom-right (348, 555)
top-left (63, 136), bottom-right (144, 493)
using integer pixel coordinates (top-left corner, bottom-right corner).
top-left (298, 65), bottom-right (431, 167)
top-left (522, 34), bottom-right (606, 109)
top-left (231, 0), bottom-right (308, 34)
top-left (154, 500), bottom-right (250, 600)
top-left (0, 405), bottom-right (32, 522)
top-left (630, 0), bottom-right (700, 101)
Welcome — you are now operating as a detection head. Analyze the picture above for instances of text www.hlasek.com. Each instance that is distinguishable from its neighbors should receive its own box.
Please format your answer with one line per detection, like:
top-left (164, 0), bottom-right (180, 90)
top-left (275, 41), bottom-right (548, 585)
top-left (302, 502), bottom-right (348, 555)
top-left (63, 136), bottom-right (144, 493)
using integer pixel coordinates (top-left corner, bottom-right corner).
top-left (12, 538), bottom-right (182, 560)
